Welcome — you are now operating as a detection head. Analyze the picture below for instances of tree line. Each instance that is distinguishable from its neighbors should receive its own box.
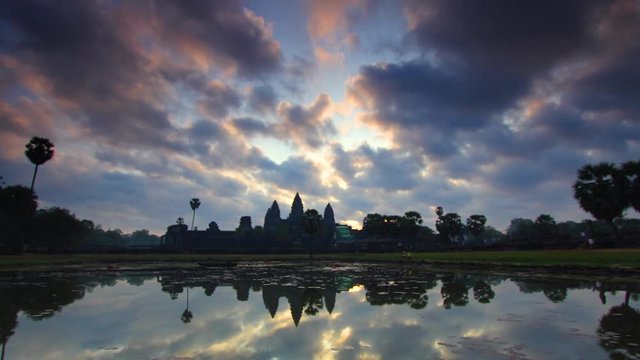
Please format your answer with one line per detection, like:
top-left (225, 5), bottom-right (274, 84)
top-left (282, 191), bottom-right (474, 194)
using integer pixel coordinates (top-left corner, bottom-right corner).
top-left (0, 137), bottom-right (160, 254)
top-left (0, 182), bottom-right (161, 253)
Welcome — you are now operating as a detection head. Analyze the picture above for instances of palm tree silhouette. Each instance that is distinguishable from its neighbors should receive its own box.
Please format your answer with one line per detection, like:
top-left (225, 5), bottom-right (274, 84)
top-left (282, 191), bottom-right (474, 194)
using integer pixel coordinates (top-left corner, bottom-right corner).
top-left (189, 198), bottom-right (201, 230)
top-left (303, 209), bottom-right (322, 259)
top-left (24, 137), bottom-right (55, 191)
top-left (181, 287), bottom-right (193, 324)
top-left (573, 163), bottom-right (629, 241)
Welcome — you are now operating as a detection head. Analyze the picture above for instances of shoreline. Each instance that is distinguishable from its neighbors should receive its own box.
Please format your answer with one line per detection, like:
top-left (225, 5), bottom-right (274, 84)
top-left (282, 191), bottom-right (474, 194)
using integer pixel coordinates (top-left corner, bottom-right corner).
top-left (1, 249), bottom-right (639, 281)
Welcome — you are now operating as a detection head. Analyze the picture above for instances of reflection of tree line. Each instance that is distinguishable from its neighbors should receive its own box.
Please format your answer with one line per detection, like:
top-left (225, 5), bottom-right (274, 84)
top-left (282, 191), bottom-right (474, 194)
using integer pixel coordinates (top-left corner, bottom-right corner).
top-left (0, 268), bottom-right (639, 359)
top-left (0, 272), bottom-right (153, 360)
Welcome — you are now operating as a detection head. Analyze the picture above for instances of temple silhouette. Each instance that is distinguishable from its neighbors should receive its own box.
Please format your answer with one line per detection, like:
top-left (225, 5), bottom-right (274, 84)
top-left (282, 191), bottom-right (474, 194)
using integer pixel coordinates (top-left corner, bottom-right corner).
top-left (162, 192), bottom-right (347, 252)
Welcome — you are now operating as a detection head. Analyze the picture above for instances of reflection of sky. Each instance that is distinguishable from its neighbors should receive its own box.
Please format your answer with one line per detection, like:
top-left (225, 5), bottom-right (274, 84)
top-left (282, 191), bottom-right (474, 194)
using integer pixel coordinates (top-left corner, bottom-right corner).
top-left (5, 277), bottom-right (636, 359)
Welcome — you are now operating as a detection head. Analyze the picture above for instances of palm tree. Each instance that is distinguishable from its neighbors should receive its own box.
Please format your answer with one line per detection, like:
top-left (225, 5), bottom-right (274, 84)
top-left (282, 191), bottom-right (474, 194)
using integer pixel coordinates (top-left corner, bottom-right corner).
top-left (189, 198), bottom-right (201, 230)
top-left (24, 137), bottom-right (55, 191)
top-left (573, 163), bottom-right (629, 241)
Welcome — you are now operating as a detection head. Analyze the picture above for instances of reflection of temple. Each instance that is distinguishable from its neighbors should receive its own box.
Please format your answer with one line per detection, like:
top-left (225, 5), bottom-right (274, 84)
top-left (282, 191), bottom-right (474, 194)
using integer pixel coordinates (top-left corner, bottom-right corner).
top-left (162, 192), bottom-right (337, 252)
top-left (155, 266), bottom-right (339, 326)
top-left (261, 285), bottom-right (336, 326)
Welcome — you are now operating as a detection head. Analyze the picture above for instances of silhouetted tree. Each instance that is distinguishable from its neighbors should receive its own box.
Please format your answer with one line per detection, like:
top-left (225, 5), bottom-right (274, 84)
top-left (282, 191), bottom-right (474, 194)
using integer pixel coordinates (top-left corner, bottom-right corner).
top-left (189, 198), bottom-right (201, 230)
top-left (534, 214), bottom-right (557, 240)
top-left (0, 185), bottom-right (37, 253)
top-left (507, 218), bottom-right (535, 242)
top-left (25, 137), bottom-right (55, 191)
top-left (466, 215), bottom-right (487, 242)
top-left (31, 207), bottom-right (86, 253)
top-left (207, 221), bottom-right (220, 232)
top-left (363, 213), bottom-right (384, 237)
top-left (176, 217), bottom-right (185, 225)
top-left (435, 207), bottom-right (463, 244)
top-left (573, 163), bottom-right (629, 241)
top-left (303, 209), bottom-right (322, 259)
top-left (480, 225), bottom-right (506, 244)
top-left (400, 211), bottom-right (422, 235)
top-left (128, 229), bottom-right (160, 247)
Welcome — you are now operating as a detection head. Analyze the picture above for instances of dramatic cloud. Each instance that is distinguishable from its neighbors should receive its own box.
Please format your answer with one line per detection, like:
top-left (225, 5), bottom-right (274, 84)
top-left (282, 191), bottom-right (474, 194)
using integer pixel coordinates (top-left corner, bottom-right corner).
top-left (348, 60), bottom-right (525, 130)
top-left (150, 0), bottom-right (283, 76)
top-left (275, 93), bottom-right (337, 150)
top-left (404, 0), bottom-right (604, 75)
top-left (0, 0), bottom-right (638, 233)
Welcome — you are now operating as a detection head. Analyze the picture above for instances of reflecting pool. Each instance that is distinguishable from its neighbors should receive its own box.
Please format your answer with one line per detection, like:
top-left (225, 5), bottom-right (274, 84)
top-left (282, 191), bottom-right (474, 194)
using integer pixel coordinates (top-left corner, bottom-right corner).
top-left (1, 262), bottom-right (639, 359)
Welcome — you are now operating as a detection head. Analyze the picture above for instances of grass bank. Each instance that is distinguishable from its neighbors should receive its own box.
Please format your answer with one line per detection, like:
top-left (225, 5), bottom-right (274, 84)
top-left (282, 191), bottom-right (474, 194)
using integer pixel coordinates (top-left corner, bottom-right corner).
top-left (0, 249), bottom-right (639, 271)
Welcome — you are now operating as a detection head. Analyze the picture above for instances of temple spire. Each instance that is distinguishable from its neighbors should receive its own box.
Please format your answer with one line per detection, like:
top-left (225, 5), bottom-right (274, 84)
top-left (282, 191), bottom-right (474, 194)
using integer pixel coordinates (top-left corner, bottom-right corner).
top-left (289, 192), bottom-right (304, 223)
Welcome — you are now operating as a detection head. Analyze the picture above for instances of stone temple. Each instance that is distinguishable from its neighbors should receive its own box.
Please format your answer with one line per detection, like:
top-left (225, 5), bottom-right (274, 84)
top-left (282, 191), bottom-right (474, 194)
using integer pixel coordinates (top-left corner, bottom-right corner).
top-left (162, 192), bottom-right (338, 252)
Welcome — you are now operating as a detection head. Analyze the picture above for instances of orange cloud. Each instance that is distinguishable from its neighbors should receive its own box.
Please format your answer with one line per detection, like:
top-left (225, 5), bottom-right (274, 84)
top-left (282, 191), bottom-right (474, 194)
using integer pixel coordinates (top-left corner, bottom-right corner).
top-left (307, 0), bottom-right (367, 64)
top-left (314, 46), bottom-right (344, 66)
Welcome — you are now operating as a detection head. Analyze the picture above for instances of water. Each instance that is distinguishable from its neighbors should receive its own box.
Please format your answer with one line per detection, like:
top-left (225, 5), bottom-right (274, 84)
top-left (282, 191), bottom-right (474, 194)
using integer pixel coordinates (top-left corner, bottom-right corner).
top-left (1, 262), bottom-right (639, 360)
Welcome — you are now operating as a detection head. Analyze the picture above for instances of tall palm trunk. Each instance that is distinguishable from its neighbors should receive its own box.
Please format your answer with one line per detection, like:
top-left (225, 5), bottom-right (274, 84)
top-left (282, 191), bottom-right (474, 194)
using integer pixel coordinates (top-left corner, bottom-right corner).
top-left (30, 164), bottom-right (39, 191)
top-left (191, 209), bottom-right (196, 230)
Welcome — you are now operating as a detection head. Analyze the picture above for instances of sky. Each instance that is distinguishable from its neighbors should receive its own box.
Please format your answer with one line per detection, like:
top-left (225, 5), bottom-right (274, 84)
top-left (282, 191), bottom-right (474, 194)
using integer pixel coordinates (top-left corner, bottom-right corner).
top-left (1, 0), bottom-right (639, 235)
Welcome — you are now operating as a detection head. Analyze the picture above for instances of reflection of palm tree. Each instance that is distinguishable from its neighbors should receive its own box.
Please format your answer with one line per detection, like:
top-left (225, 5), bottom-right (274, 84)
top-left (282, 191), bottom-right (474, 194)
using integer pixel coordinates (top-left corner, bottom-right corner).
top-left (181, 287), bottom-right (193, 324)
top-left (189, 198), bottom-right (201, 230)
top-left (597, 292), bottom-right (640, 359)
top-left (25, 137), bottom-right (55, 191)
top-left (0, 309), bottom-right (16, 360)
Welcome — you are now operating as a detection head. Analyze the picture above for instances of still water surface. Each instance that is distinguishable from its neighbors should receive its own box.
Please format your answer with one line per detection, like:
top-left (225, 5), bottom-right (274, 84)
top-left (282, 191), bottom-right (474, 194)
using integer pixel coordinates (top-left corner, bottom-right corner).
top-left (1, 262), bottom-right (639, 360)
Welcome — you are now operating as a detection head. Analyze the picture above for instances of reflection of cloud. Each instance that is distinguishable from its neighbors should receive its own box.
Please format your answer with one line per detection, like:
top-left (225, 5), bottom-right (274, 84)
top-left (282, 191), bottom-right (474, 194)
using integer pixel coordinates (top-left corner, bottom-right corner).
top-left (316, 327), bottom-right (353, 360)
